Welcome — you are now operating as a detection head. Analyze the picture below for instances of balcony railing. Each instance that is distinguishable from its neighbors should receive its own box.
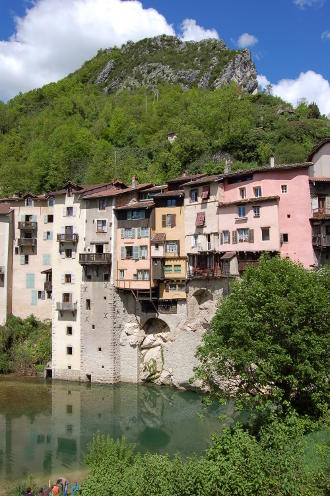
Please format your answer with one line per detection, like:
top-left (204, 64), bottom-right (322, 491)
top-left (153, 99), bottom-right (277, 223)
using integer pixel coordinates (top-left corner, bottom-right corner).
top-left (18, 221), bottom-right (37, 230)
top-left (56, 301), bottom-right (77, 312)
top-left (79, 253), bottom-right (111, 265)
top-left (312, 234), bottom-right (330, 247)
top-left (18, 238), bottom-right (37, 247)
top-left (44, 281), bottom-right (52, 292)
top-left (57, 233), bottom-right (79, 243)
top-left (187, 267), bottom-right (222, 279)
top-left (312, 207), bottom-right (330, 217)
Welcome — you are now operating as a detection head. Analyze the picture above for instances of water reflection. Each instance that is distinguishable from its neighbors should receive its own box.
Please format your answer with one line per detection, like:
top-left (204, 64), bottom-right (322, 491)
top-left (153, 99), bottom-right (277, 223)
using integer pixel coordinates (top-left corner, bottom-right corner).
top-left (0, 377), bottom-right (237, 487)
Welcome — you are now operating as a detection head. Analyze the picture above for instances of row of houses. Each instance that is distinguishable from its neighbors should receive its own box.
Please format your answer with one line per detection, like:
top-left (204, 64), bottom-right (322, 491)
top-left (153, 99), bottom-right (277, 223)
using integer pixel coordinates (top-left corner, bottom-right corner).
top-left (0, 139), bottom-right (329, 383)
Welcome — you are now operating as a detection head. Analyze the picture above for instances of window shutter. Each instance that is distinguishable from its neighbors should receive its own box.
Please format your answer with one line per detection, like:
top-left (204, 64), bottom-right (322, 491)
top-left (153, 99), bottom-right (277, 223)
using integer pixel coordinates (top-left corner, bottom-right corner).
top-left (21, 215), bottom-right (25, 221)
top-left (162, 215), bottom-right (166, 228)
top-left (232, 231), bottom-right (237, 244)
top-left (72, 274), bottom-right (75, 284)
top-left (177, 240), bottom-right (180, 256)
top-left (61, 274), bottom-right (65, 284)
top-left (63, 207), bottom-right (66, 217)
top-left (137, 228), bottom-right (141, 239)
top-left (170, 215), bottom-right (176, 228)
top-left (31, 290), bottom-right (38, 306)
top-left (20, 255), bottom-right (25, 265)
top-left (72, 250), bottom-right (76, 259)
top-left (121, 228), bottom-right (125, 239)
top-left (61, 250), bottom-right (65, 259)
top-left (196, 212), bottom-right (205, 227)
top-left (121, 247), bottom-right (125, 260)
top-left (31, 215), bottom-right (37, 222)
top-left (280, 234), bottom-right (284, 244)
top-left (191, 236), bottom-right (196, 248)
top-left (228, 232), bottom-right (231, 244)
top-left (73, 207), bottom-right (76, 217)
top-left (133, 246), bottom-right (139, 260)
top-left (220, 232), bottom-right (223, 245)
top-left (248, 229), bottom-right (254, 243)
top-left (43, 231), bottom-right (47, 240)
top-left (131, 228), bottom-right (135, 239)
top-left (41, 291), bottom-right (46, 300)
top-left (26, 273), bottom-right (35, 289)
top-left (44, 215), bottom-right (48, 224)
top-left (49, 231), bottom-right (53, 240)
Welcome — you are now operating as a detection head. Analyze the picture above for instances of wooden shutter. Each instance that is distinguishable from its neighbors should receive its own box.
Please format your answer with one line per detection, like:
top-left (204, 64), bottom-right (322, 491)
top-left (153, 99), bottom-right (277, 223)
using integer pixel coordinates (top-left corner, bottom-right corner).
top-left (72, 207), bottom-right (76, 217)
top-left (26, 273), bottom-right (35, 289)
top-left (201, 186), bottom-right (210, 199)
top-left (41, 291), bottom-right (46, 300)
top-left (248, 229), bottom-right (254, 243)
top-left (232, 231), bottom-right (237, 244)
top-left (61, 250), bottom-right (65, 259)
top-left (177, 240), bottom-right (180, 256)
top-left (162, 215), bottom-right (166, 228)
top-left (31, 215), bottom-right (37, 222)
top-left (196, 212), bottom-right (205, 227)
top-left (170, 215), bottom-right (176, 228)
top-left (133, 246), bottom-right (139, 260)
top-left (72, 274), bottom-right (75, 284)
top-left (121, 246), bottom-right (125, 260)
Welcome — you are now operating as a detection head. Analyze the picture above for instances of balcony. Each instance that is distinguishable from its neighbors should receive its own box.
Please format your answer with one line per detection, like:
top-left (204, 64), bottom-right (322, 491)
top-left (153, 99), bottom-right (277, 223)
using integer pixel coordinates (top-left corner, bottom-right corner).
top-left (312, 234), bottom-right (330, 247)
top-left (44, 281), bottom-right (52, 292)
top-left (56, 301), bottom-right (77, 312)
top-left (312, 207), bottom-right (330, 218)
top-left (57, 233), bottom-right (79, 243)
top-left (18, 221), bottom-right (37, 230)
top-left (79, 253), bottom-right (111, 265)
top-left (18, 238), bottom-right (36, 247)
top-left (187, 267), bottom-right (222, 279)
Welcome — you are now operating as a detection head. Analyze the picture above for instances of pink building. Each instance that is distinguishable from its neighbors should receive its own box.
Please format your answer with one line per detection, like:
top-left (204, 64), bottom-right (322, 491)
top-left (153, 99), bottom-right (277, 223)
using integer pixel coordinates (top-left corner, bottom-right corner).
top-left (219, 163), bottom-right (315, 269)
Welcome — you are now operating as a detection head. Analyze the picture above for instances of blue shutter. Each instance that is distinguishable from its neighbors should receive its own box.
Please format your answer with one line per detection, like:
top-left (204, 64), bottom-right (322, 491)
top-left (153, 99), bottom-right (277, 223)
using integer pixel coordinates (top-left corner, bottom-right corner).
top-left (44, 215), bottom-right (48, 224)
top-left (43, 254), bottom-right (50, 265)
top-left (21, 215), bottom-right (25, 221)
top-left (131, 228), bottom-right (135, 239)
top-left (43, 231), bottom-right (47, 240)
top-left (121, 246), bottom-right (125, 260)
top-left (20, 255), bottom-right (25, 265)
top-left (121, 228), bottom-right (125, 239)
top-left (49, 231), bottom-right (53, 240)
top-left (26, 273), bottom-right (35, 289)
top-left (133, 246), bottom-right (139, 260)
top-left (31, 215), bottom-right (37, 222)
top-left (31, 290), bottom-right (38, 306)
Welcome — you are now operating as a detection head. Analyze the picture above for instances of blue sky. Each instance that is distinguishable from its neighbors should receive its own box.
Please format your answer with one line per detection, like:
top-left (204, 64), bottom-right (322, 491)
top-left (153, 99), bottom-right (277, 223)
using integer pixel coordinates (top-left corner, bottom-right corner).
top-left (1, 0), bottom-right (330, 113)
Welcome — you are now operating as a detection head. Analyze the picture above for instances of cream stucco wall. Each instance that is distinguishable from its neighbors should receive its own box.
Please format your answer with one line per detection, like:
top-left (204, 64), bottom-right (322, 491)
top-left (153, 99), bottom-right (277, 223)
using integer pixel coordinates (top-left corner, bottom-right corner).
top-left (0, 214), bottom-right (10, 324)
top-left (309, 142), bottom-right (330, 177)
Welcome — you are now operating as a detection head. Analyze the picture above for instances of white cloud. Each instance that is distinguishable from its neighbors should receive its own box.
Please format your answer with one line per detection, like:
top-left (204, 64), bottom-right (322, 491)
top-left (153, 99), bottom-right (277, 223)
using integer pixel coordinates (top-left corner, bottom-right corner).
top-left (237, 32), bottom-right (258, 49)
top-left (293, 0), bottom-right (324, 7)
top-left (321, 30), bottom-right (330, 40)
top-left (0, 0), bottom-right (175, 101)
top-left (258, 71), bottom-right (330, 115)
top-left (180, 19), bottom-right (219, 42)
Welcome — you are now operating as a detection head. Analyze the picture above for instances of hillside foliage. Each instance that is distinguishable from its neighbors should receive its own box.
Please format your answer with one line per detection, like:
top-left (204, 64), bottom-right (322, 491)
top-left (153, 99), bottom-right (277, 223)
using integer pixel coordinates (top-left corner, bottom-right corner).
top-left (0, 47), bottom-right (329, 196)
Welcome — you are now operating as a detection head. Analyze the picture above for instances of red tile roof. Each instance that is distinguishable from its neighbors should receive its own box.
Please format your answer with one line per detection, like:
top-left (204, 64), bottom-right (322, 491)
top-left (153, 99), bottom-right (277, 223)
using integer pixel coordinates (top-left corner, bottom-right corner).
top-left (154, 189), bottom-right (184, 198)
top-left (309, 176), bottom-right (330, 182)
top-left (82, 183), bottom-right (153, 199)
top-left (219, 195), bottom-right (280, 208)
top-left (114, 200), bottom-right (154, 210)
top-left (151, 233), bottom-right (166, 243)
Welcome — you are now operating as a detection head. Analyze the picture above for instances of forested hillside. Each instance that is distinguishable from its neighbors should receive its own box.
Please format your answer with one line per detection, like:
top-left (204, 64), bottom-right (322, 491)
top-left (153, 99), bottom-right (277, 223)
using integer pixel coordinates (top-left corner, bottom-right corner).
top-left (0, 36), bottom-right (329, 196)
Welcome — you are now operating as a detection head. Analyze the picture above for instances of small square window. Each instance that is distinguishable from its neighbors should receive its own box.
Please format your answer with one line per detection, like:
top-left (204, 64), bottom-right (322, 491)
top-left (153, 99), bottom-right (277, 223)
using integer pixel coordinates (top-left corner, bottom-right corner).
top-left (25, 255), bottom-right (29, 264)
top-left (98, 347), bottom-right (102, 352)
top-left (281, 185), bottom-right (287, 193)
top-left (103, 273), bottom-right (109, 282)
top-left (67, 366), bottom-right (71, 370)
top-left (66, 207), bottom-right (73, 217)
top-left (282, 233), bottom-right (289, 243)
top-left (261, 227), bottom-right (270, 241)
top-left (65, 274), bottom-right (72, 283)
top-left (238, 206), bottom-right (246, 218)
top-left (239, 187), bottom-right (246, 199)
top-left (66, 405), bottom-right (73, 414)
top-left (92, 325), bottom-right (95, 329)
top-left (65, 249), bottom-right (72, 258)
top-left (98, 199), bottom-right (107, 210)
top-left (47, 215), bottom-right (54, 223)
top-left (15, 247), bottom-right (19, 255)
top-left (190, 189), bottom-right (198, 202)
top-left (66, 347), bottom-right (73, 355)
top-left (66, 326), bottom-right (72, 335)
top-left (86, 299), bottom-right (91, 310)
top-left (48, 197), bottom-right (55, 207)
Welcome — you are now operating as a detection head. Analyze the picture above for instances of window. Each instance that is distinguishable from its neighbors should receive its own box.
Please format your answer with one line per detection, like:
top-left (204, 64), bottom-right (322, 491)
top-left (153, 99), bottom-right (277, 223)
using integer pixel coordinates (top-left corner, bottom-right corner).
top-left (25, 254), bottom-right (29, 264)
top-left (191, 235), bottom-right (198, 248)
top-left (261, 227), bottom-right (270, 241)
top-left (253, 206), bottom-right (260, 218)
top-left (162, 214), bottom-right (176, 228)
top-left (125, 246), bottom-right (133, 259)
top-left (66, 207), bottom-right (73, 217)
top-left (65, 274), bottom-right (72, 283)
top-left (169, 284), bottom-right (177, 292)
top-left (67, 347), bottom-right (73, 355)
top-left (254, 186), bottom-right (262, 198)
top-left (98, 347), bottom-right (102, 352)
top-left (154, 244), bottom-right (159, 251)
top-left (63, 293), bottom-right (72, 303)
top-left (238, 206), bottom-right (246, 218)
top-left (96, 219), bottom-right (107, 233)
top-left (66, 327), bottom-right (73, 335)
top-left (237, 228), bottom-right (249, 242)
top-left (45, 231), bottom-right (53, 240)
top-left (144, 270), bottom-right (150, 281)
top-left (104, 273), bottom-right (109, 282)
top-left (326, 225), bottom-right (330, 235)
top-left (127, 210), bottom-right (145, 220)
top-left (48, 197), bottom-right (54, 207)
top-left (190, 189), bottom-right (198, 202)
top-left (222, 230), bottom-right (230, 244)
top-left (86, 299), bottom-right (91, 310)
top-left (66, 405), bottom-right (73, 414)
top-left (25, 197), bottom-right (33, 206)
top-left (281, 185), bottom-right (287, 193)
top-left (165, 265), bottom-right (172, 273)
top-left (140, 227), bottom-right (149, 238)
top-left (174, 265), bottom-right (181, 273)
top-left (137, 270), bottom-right (143, 280)
top-left (65, 249), bottom-right (72, 258)
top-left (119, 270), bottom-right (124, 280)
top-left (140, 246), bottom-right (148, 259)
top-left (47, 215), bottom-right (53, 223)
top-left (167, 199), bottom-right (176, 207)
top-left (239, 187), bottom-right (246, 199)
top-left (38, 291), bottom-right (45, 300)
top-left (98, 199), bottom-right (107, 210)
top-left (178, 284), bottom-right (185, 292)
top-left (166, 241), bottom-right (178, 253)
top-left (281, 233), bottom-right (289, 243)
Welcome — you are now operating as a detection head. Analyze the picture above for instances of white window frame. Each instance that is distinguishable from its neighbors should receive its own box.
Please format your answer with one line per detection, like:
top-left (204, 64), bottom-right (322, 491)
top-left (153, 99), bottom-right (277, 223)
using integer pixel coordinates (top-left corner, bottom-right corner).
top-left (254, 186), bottom-right (262, 198)
top-left (281, 185), bottom-right (287, 193)
top-left (96, 219), bottom-right (107, 233)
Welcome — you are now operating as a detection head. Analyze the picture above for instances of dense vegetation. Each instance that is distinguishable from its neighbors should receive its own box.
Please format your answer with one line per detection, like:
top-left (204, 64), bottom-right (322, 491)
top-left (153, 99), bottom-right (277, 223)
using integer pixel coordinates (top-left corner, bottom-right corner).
top-left (0, 315), bottom-right (51, 375)
top-left (0, 46), bottom-right (329, 195)
top-left (196, 256), bottom-right (330, 421)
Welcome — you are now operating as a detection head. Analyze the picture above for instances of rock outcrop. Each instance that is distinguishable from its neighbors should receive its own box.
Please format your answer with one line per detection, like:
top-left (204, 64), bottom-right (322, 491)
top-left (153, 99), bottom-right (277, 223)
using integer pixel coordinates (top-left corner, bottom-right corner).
top-left (94, 35), bottom-right (258, 94)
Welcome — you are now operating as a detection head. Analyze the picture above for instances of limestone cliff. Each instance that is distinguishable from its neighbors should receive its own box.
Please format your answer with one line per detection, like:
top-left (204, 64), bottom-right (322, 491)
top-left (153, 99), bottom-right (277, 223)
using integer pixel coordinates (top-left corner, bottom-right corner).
top-left (94, 35), bottom-right (258, 94)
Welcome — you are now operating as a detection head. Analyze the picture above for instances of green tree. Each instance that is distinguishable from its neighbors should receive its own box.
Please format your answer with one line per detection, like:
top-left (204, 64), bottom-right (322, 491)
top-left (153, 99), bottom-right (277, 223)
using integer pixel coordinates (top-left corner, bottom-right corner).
top-left (308, 102), bottom-right (321, 119)
top-left (195, 256), bottom-right (330, 419)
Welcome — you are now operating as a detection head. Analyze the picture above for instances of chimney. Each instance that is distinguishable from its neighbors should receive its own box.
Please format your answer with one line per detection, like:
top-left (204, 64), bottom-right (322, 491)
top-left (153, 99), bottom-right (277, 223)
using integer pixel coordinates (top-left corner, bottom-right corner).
top-left (270, 155), bottom-right (275, 168)
top-left (224, 159), bottom-right (232, 175)
top-left (132, 175), bottom-right (138, 189)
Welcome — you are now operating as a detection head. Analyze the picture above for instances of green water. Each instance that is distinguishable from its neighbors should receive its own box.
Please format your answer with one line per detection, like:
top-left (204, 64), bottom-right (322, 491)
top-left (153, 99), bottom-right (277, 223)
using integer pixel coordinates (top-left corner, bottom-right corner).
top-left (0, 377), bottom-right (237, 489)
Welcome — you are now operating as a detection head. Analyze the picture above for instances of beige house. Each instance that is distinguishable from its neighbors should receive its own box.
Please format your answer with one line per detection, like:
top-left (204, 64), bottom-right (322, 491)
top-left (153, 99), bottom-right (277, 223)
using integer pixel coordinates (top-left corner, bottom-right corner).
top-left (0, 204), bottom-right (14, 325)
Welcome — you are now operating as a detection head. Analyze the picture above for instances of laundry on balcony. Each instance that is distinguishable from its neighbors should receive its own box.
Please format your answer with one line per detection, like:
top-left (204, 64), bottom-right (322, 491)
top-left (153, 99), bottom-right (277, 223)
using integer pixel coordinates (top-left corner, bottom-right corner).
top-left (195, 212), bottom-right (205, 227)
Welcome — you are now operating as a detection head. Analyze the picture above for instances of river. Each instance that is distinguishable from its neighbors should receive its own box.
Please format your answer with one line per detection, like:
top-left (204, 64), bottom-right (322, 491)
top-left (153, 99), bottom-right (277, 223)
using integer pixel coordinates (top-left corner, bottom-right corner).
top-left (0, 377), bottom-right (238, 492)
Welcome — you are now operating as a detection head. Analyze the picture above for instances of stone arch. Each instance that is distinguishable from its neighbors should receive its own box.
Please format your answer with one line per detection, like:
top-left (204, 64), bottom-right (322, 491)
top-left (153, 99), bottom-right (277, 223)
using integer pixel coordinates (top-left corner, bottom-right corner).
top-left (192, 288), bottom-right (213, 306)
top-left (142, 318), bottom-right (170, 335)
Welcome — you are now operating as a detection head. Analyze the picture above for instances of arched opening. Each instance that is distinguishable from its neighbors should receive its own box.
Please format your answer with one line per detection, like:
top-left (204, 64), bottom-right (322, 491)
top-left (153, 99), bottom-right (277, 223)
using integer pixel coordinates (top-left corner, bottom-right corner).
top-left (143, 318), bottom-right (170, 335)
top-left (193, 288), bottom-right (213, 306)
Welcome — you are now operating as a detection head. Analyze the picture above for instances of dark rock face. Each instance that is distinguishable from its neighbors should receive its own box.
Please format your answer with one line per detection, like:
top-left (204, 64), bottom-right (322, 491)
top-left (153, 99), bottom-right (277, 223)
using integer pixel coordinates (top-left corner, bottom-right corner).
top-left (95, 35), bottom-right (258, 94)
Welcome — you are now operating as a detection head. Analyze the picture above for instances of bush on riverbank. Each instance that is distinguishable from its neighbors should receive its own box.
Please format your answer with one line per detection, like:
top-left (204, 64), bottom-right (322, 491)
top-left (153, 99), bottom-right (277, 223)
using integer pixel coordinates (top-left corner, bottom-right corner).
top-left (81, 415), bottom-right (328, 496)
top-left (0, 315), bottom-right (51, 375)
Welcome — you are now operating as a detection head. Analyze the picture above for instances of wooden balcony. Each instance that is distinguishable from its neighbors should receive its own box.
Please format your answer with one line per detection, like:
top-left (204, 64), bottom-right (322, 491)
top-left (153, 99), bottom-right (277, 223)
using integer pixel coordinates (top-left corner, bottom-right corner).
top-left (56, 301), bottom-right (77, 312)
top-left (57, 233), bottom-right (79, 243)
top-left (187, 267), bottom-right (222, 279)
top-left (18, 221), bottom-right (37, 230)
top-left (312, 207), bottom-right (330, 218)
top-left (44, 281), bottom-right (52, 292)
top-left (312, 234), bottom-right (330, 247)
top-left (18, 238), bottom-right (37, 247)
top-left (79, 253), bottom-right (111, 265)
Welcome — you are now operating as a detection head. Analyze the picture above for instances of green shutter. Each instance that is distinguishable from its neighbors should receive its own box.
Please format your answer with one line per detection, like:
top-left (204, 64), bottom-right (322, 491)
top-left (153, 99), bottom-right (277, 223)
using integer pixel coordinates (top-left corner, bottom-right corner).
top-left (20, 255), bottom-right (25, 265)
top-left (121, 228), bottom-right (125, 239)
top-left (49, 231), bottom-right (53, 240)
top-left (26, 273), bottom-right (35, 289)
top-left (43, 254), bottom-right (50, 265)
top-left (121, 246), bottom-right (125, 260)
top-left (43, 231), bottom-right (47, 240)
top-left (137, 228), bottom-right (141, 239)
top-left (133, 246), bottom-right (139, 260)
top-left (44, 215), bottom-right (48, 224)
top-left (31, 215), bottom-right (37, 222)
top-left (21, 215), bottom-right (25, 222)
top-left (31, 290), bottom-right (38, 306)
